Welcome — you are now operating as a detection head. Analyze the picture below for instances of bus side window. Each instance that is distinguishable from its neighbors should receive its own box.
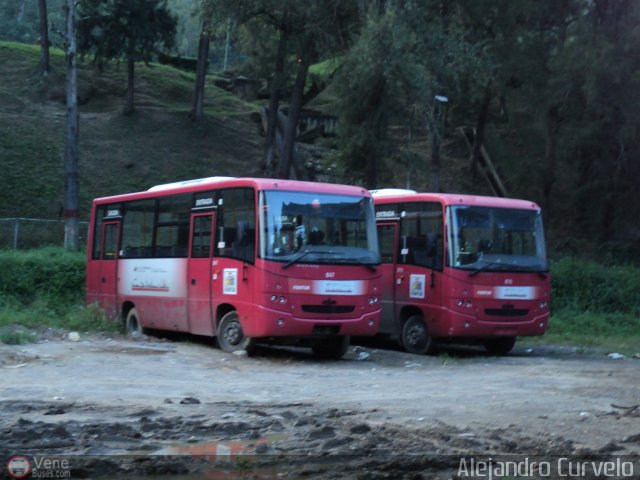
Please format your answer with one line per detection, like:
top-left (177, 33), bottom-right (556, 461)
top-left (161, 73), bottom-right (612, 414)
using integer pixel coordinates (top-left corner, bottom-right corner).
top-left (191, 216), bottom-right (212, 258)
top-left (377, 225), bottom-right (396, 264)
top-left (103, 223), bottom-right (118, 259)
top-left (121, 199), bottom-right (154, 258)
top-left (215, 188), bottom-right (255, 263)
top-left (400, 202), bottom-right (443, 270)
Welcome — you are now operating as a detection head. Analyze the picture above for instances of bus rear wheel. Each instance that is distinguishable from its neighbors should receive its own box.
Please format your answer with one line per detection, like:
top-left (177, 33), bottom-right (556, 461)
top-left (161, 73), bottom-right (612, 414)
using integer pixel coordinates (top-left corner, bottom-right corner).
top-left (311, 336), bottom-right (350, 360)
top-left (125, 308), bottom-right (146, 338)
top-left (401, 315), bottom-right (435, 355)
top-left (217, 311), bottom-right (256, 354)
top-left (484, 336), bottom-right (516, 355)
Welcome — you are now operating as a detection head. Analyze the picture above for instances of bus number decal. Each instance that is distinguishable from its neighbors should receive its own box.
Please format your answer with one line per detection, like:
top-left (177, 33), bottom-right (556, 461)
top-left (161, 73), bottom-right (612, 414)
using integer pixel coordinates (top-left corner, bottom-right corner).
top-left (223, 268), bottom-right (238, 295)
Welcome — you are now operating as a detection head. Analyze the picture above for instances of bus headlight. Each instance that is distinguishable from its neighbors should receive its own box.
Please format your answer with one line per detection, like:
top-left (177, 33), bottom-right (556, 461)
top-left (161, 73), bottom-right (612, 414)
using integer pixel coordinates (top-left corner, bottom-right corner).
top-left (368, 297), bottom-right (379, 305)
top-left (457, 300), bottom-right (473, 309)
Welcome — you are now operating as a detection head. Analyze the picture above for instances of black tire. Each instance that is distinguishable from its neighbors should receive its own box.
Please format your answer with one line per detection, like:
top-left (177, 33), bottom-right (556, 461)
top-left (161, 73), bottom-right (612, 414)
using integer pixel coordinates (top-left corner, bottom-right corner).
top-left (401, 315), bottom-right (435, 355)
top-left (125, 308), bottom-right (145, 338)
top-left (216, 311), bottom-right (256, 354)
top-left (484, 336), bottom-right (516, 355)
top-left (312, 336), bottom-right (350, 360)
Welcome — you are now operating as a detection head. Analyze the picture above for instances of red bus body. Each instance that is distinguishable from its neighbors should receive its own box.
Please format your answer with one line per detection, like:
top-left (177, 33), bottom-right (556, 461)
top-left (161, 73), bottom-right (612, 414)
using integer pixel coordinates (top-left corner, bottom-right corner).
top-left (86, 177), bottom-right (381, 357)
top-left (372, 190), bottom-right (550, 354)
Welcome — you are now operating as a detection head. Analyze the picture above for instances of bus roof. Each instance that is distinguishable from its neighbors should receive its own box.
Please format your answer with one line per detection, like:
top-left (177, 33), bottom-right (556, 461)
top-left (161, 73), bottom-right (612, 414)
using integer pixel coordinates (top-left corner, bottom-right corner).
top-left (93, 177), bottom-right (370, 204)
top-left (371, 190), bottom-right (541, 211)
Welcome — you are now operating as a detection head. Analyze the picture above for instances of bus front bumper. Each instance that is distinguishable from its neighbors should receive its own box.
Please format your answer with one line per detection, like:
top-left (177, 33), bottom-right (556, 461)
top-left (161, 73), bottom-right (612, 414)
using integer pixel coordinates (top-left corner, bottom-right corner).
top-left (245, 305), bottom-right (380, 338)
top-left (431, 308), bottom-right (549, 338)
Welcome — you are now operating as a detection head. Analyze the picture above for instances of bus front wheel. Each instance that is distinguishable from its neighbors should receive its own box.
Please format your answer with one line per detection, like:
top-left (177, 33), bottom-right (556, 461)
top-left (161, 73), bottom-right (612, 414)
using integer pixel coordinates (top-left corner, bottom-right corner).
top-left (401, 316), bottom-right (435, 355)
top-left (484, 336), bottom-right (516, 355)
top-left (312, 336), bottom-right (350, 360)
top-left (125, 308), bottom-right (146, 338)
top-left (217, 311), bottom-right (256, 354)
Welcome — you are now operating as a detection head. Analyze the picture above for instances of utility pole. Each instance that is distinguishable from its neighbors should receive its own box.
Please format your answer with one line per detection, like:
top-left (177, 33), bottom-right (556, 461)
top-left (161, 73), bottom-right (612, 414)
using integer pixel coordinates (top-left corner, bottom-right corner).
top-left (63, 0), bottom-right (80, 250)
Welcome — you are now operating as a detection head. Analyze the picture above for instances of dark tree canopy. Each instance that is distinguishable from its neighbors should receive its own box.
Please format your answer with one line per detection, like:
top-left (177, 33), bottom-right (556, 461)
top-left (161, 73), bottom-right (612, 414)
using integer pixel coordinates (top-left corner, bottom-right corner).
top-left (77, 0), bottom-right (177, 113)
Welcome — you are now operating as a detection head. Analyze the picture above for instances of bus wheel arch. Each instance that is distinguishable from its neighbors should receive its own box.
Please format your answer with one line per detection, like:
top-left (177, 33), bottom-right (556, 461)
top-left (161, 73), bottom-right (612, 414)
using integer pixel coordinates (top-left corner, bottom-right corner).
top-left (216, 310), bottom-right (256, 354)
top-left (125, 307), bottom-right (146, 338)
top-left (400, 310), bottom-right (436, 355)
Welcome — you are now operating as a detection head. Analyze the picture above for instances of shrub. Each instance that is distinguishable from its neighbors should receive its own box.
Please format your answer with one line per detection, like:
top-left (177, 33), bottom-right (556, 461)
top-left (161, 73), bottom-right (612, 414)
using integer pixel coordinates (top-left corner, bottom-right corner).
top-left (0, 247), bottom-right (85, 311)
top-left (551, 258), bottom-right (640, 315)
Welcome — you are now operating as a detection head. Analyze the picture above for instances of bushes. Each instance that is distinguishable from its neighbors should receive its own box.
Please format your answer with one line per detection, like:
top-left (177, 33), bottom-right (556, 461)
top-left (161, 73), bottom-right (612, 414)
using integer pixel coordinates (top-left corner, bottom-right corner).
top-left (549, 258), bottom-right (640, 348)
top-left (0, 249), bottom-right (120, 338)
top-left (0, 247), bottom-right (85, 310)
top-left (551, 257), bottom-right (640, 315)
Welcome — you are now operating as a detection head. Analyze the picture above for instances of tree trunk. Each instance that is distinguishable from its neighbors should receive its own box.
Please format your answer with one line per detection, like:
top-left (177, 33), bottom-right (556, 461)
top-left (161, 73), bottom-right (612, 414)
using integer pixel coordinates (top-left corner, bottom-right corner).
top-left (469, 85), bottom-right (492, 179)
top-left (542, 106), bottom-right (561, 215)
top-left (430, 129), bottom-right (441, 193)
top-left (263, 30), bottom-right (287, 176)
top-left (277, 41), bottom-right (312, 180)
top-left (125, 56), bottom-right (135, 114)
top-left (64, 0), bottom-right (79, 250)
top-left (38, 0), bottom-right (50, 75)
top-left (17, 0), bottom-right (27, 23)
top-left (191, 21), bottom-right (210, 121)
top-left (425, 113), bottom-right (441, 193)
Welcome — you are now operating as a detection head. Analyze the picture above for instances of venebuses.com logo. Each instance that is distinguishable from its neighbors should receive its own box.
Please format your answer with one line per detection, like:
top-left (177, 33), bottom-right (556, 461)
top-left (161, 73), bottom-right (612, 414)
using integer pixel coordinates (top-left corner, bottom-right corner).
top-left (6, 456), bottom-right (31, 479)
top-left (6, 455), bottom-right (71, 479)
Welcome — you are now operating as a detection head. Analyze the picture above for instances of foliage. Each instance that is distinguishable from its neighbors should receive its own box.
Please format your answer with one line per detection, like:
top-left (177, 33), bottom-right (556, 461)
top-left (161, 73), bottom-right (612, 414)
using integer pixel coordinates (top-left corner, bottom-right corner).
top-left (77, 0), bottom-right (177, 66)
top-left (544, 257), bottom-right (640, 353)
top-left (0, 249), bottom-right (121, 333)
top-left (0, 248), bottom-right (85, 309)
top-left (332, 2), bottom-right (486, 188)
top-left (0, 0), bottom-right (64, 45)
top-left (551, 258), bottom-right (640, 316)
top-left (0, 328), bottom-right (38, 345)
top-left (0, 41), bottom-right (263, 223)
top-left (77, 0), bottom-right (178, 112)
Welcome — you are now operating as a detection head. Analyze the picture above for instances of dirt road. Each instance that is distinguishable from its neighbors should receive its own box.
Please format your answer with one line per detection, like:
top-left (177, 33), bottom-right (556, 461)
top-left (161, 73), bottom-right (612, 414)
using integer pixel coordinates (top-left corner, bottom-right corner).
top-left (1, 335), bottom-right (639, 478)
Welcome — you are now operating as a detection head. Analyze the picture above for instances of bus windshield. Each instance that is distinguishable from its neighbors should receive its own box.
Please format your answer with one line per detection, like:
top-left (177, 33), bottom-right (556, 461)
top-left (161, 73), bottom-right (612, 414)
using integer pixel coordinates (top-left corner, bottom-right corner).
top-left (448, 206), bottom-right (547, 272)
top-left (260, 190), bottom-right (380, 266)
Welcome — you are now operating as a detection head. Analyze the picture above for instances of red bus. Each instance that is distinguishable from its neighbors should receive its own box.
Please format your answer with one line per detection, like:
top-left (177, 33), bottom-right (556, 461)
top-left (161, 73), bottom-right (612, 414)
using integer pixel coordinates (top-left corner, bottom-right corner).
top-left (86, 177), bottom-right (381, 358)
top-left (372, 189), bottom-right (550, 355)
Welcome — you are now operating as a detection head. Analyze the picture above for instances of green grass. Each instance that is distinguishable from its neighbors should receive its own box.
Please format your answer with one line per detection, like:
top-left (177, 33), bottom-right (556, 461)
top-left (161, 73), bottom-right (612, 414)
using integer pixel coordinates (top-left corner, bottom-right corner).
top-left (0, 41), bottom-right (264, 224)
top-left (0, 248), bottom-right (122, 341)
top-left (534, 258), bottom-right (640, 355)
top-left (535, 310), bottom-right (640, 355)
top-left (1, 250), bottom-right (639, 353)
top-left (0, 329), bottom-right (38, 345)
top-left (0, 300), bottom-right (122, 334)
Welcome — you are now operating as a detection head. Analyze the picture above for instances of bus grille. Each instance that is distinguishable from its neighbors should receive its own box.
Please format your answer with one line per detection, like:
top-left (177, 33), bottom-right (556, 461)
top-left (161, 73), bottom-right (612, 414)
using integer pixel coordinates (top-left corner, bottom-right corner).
top-left (302, 305), bottom-right (355, 314)
top-left (485, 308), bottom-right (529, 318)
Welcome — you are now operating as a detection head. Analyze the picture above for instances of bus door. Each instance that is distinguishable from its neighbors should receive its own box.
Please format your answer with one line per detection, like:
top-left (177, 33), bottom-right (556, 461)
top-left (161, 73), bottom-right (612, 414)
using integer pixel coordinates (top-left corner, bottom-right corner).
top-left (395, 208), bottom-right (444, 332)
top-left (376, 222), bottom-right (400, 335)
top-left (98, 221), bottom-right (120, 318)
top-left (188, 213), bottom-right (216, 336)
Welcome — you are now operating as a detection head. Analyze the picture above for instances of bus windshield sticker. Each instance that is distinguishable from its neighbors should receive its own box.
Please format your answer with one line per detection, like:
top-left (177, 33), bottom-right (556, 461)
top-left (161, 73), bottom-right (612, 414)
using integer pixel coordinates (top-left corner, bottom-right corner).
top-left (223, 268), bottom-right (238, 295)
top-left (409, 274), bottom-right (426, 299)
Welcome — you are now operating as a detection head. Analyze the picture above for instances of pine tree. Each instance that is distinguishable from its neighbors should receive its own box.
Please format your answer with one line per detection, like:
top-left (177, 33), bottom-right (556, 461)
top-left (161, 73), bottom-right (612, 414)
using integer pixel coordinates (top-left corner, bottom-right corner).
top-left (77, 0), bottom-right (177, 114)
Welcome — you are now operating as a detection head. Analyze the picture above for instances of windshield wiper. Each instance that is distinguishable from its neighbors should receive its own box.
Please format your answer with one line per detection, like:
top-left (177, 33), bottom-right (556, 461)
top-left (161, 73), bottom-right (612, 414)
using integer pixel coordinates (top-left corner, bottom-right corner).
top-left (469, 262), bottom-right (544, 277)
top-left (283, 250), bottom-right (342, 269)
top-left (468, 261), bottom-right (503, 277)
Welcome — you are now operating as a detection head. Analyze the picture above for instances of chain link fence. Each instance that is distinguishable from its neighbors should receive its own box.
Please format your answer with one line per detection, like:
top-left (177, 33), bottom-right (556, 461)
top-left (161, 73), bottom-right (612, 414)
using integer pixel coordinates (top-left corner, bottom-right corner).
top-left (0, 218), bottom-right (89, 250)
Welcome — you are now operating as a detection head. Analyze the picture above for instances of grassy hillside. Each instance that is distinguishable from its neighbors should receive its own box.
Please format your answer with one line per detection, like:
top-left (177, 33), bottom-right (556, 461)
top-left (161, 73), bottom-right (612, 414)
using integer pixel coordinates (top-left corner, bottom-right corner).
top-left (0, 42), bottom-right (263, 221)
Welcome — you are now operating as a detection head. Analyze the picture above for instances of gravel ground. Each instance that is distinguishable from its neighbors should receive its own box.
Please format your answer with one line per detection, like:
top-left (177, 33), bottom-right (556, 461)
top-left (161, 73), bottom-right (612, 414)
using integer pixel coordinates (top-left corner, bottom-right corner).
top-left (1, 334), bottom-right (639, 478)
